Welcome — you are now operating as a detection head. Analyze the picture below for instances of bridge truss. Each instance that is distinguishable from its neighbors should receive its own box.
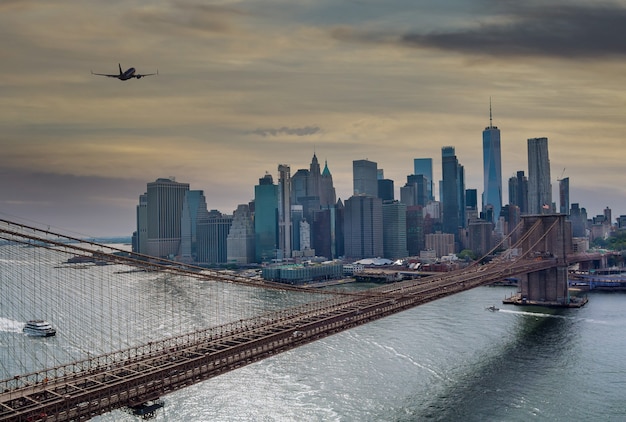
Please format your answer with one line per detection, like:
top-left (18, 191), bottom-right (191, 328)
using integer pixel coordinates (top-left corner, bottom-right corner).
top-left (0, 216), bottom-right (581, 420)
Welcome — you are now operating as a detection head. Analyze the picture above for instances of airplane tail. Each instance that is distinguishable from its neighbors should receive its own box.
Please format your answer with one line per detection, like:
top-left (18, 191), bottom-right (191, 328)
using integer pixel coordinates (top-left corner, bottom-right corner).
top-left (118, 63), bottom-right (123, 75)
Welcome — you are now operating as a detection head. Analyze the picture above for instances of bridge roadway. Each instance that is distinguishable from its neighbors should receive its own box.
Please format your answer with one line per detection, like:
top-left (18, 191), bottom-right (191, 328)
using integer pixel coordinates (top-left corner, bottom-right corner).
top-left (0, 257), bottom-right (557, 421)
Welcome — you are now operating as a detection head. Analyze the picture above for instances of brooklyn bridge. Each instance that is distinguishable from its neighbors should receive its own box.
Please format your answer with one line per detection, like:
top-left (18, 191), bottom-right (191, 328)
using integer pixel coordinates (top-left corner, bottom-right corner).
top-left (0, 215), bottom-right (605, 421)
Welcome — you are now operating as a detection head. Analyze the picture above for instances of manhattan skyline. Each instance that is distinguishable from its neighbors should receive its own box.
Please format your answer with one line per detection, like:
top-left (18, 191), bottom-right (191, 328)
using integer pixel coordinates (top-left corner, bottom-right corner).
top-left (2, 1), bottom-right (626, 237)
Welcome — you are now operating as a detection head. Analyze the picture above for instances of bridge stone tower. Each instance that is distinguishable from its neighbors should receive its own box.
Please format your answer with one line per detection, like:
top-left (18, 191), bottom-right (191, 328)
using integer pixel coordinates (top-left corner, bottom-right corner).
top-left (517, 214), bottom-right (573, 306)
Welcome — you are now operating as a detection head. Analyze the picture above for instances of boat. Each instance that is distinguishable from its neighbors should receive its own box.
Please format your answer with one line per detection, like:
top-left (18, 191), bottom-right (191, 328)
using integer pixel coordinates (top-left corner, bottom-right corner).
top-left (486, 305), bottom-right (499, 312)
top-left (23, 320), bottom-right (56, 337)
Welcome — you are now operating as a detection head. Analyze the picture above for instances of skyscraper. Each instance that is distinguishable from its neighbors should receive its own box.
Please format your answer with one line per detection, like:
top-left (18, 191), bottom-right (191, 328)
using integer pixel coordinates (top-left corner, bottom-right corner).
top-left (559, 177), bottom-right (570, 215)
top-left (308, 153), bottom-right (321, 199)
top-left (277, 164), bottom-right (292, 260)
top-left (413, 158), bottom-right (434, 201)
top-left (441, 146), bottom-right (464, 243)
top-left (407, 174), bottom-right (429, 206)
top-left (509, 171), bottom-right (529, 214)
top-left (196, 209), bottom-right (233, 264)
top-left (406, 205), bottom-right (425, 256)
top-left (353, 159), bottom-right (378, 196)
top-left (179, 190), bottom-right (208, 262)
top-left (145, 177), bottom-right (190, 258)
top-left (527, 137), bottom-right (552, 214)
top-left (344, 195), bottom-right (383, 260)
top-left (290, 168), bottom-right (309, 207)
top-left (254, 173), bottom-right (278, 263)
top-left (465, 189), bottom-right (478, 224)
top-left (319, 160), bottom-right (336, 207)
top-left (134, 193), bottom-right (148, 254)
top-left (382, 201), bottom-right (408, 259)
top-left (378, 179), bottom-right (394, 202)
top-left (227, 204), bottom-right (255, 265)
top-left (569, 203), bottom-right (587, 237)
top-left (482, 103), bottom-right (502, 222)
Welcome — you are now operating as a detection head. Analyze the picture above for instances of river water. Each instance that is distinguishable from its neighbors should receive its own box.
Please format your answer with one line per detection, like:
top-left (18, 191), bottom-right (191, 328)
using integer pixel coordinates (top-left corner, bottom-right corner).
top-left (104, 285), bottom-right (626, 421)
top-left (2, 255), bottom-right (625, 421)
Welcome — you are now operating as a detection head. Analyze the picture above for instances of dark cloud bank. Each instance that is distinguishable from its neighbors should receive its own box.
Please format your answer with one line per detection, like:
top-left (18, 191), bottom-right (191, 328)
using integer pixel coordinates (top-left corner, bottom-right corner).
top-left (337, 3), bottom-right (626, 59)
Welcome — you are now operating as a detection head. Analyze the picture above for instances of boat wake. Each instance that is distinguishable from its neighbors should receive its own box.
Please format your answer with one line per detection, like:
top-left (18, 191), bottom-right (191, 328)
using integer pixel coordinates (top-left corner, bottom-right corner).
top-left (0, 317), bottom-right (24, 333)
top-left (498, 309), bottom-right (557, 318)
top-left (498, 309), bottom-right (613, 325)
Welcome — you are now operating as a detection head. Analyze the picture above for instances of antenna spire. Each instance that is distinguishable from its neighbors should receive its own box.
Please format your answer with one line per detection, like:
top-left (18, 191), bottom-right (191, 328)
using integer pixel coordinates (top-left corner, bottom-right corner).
top-left (489, 97), bottom-right (493, 128)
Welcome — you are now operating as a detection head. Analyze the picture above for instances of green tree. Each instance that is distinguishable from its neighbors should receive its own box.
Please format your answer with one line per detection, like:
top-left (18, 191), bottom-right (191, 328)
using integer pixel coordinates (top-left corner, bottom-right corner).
top-left (457, 249), bottom-right (477, 261)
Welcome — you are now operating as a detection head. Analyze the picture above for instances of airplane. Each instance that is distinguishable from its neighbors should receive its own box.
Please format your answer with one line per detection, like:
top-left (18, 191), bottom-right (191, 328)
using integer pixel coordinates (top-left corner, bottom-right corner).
top-left (91, 63), bottom-right (158, 80)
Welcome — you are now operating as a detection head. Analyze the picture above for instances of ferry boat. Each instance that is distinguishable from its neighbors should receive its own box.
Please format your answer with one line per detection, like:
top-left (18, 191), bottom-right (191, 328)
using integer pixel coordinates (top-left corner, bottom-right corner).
top-left (23, 320), bottom-right (56, 337)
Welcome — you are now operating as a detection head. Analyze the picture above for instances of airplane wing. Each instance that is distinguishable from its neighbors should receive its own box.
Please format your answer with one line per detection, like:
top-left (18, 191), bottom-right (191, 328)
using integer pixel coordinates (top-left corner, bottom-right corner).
top-left (91, 71), bottom-right (120, 78)
top-left (133, 70), bottom-right (158, 78)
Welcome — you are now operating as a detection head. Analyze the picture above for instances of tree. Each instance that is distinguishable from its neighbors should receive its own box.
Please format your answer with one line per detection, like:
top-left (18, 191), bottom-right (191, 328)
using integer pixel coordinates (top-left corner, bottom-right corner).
top-left (457, 249), bottom-right (477, 261)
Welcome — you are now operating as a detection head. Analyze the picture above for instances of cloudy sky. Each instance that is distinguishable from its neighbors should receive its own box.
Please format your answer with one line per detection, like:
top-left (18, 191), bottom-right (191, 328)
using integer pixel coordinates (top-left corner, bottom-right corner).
top-left (2, 0), bottom-right (626, 237)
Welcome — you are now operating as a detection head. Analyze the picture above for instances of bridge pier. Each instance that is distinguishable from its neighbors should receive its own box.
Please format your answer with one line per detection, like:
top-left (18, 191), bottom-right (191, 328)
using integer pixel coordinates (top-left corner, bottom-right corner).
top-left (504, 214), bottom-right (587, 308)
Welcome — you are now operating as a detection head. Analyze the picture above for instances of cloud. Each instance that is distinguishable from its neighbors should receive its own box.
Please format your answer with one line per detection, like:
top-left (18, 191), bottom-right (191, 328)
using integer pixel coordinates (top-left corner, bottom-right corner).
top-left (333, 3), bottom-right (626, 59)
top-left (249, 126), bottom-right (321, 137)
top-left (128, 1), bottom-right (247, 36)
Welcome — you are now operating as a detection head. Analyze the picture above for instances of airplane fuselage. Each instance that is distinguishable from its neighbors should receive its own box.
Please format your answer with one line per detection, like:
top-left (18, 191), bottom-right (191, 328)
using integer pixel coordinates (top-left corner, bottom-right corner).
top-left (119, 68), bottom-right (137, 80)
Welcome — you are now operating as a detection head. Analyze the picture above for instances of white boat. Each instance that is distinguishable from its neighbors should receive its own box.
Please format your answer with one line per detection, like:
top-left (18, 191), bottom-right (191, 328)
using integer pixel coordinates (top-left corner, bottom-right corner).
top-left (23, 320), bottom-right (56, 337)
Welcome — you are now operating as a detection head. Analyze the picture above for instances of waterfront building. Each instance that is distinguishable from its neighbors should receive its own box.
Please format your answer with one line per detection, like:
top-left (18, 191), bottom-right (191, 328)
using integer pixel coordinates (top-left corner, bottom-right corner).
top-left (262, 261), bottom-right (344, 285)
top-left (559, 177), bottom-right (570, 215)
top-left (413, 158), bottom-right (434, 201)
top-left (344, 195), bottom-right (383, 260)
top-left (134, 193), bottom-right (148, 254)
top-left (353, 159), bottom-right (378, 197)
top-left (145, 177), bottom-right (190, 259)
top-left (482, 103), bottom-right (502, 223)
top-left (226, 204), bottom-right (255, 265)
top-left (382, 201), bottom-right (408, 260)
top-left (527, 137), bottom-right (552, 214)
top-left (254, 173), bottom-right (278, 263)
top-left (197, 210), bottom-right (233, 264)
top-left (179, 190), bottom-right (208, 262)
